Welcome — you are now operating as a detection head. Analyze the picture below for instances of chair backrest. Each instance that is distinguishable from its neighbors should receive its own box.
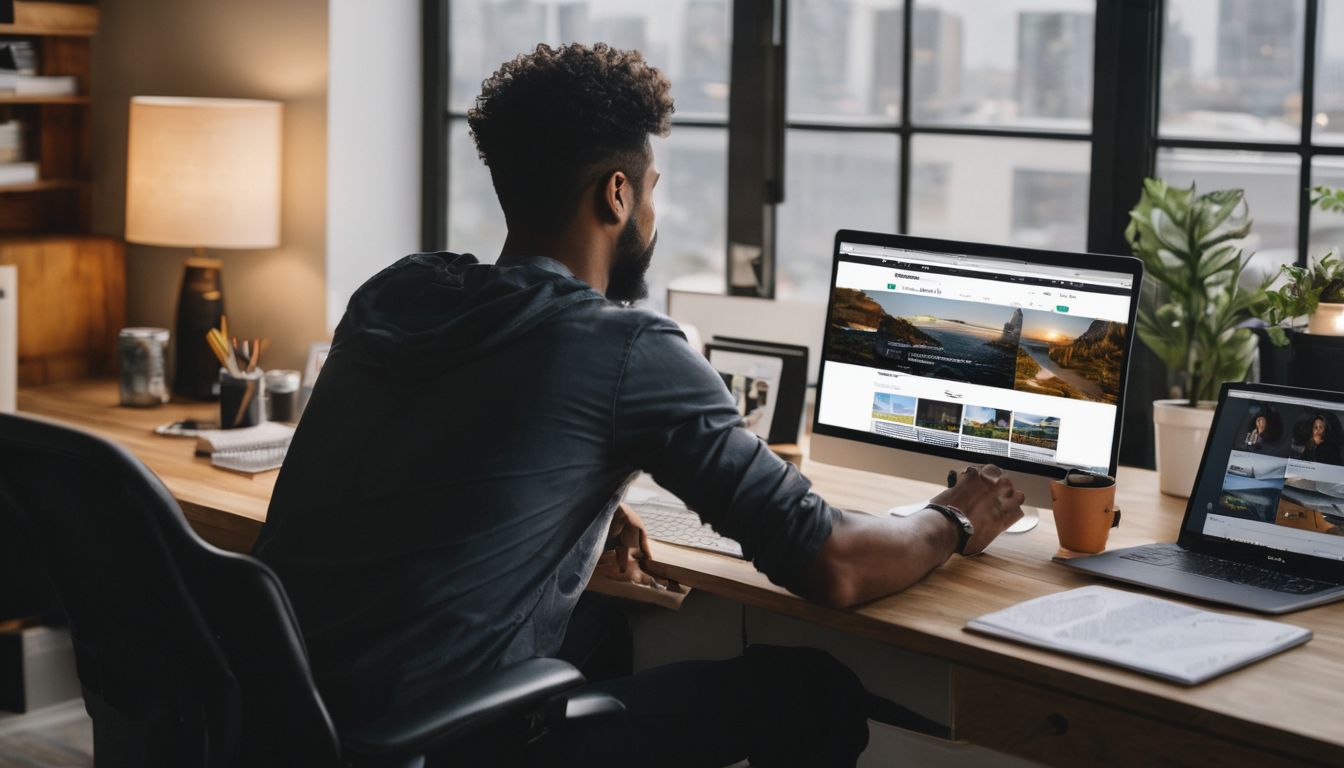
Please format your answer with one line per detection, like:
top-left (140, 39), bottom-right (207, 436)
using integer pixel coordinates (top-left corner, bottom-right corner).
top-left (0, 413), bottom-right (341, 767)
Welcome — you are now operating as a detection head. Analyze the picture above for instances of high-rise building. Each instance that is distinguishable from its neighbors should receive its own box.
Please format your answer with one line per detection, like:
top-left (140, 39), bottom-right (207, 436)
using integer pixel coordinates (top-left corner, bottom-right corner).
top-left (911, 7), bottom-right (963, 120)
top-left (870, 7), bottom-right (903, 119)
top-left (1017, 11), bottom-right (1094, 120)
top-left (1215, 0), bottom-right (1302, 118)
top-left (789, 0), bottom-right (854, 117)
top-left (680, 0), bottom-right (730, 116)
top-left (1164, 16), bottom-right (1194, 78)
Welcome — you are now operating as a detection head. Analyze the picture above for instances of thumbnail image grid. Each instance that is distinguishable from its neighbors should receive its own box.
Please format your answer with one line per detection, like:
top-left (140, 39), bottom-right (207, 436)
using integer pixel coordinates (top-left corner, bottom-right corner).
top-left (867, 392), bottom-right (1060, 462)
top-left (1213, 399), bottom-right (1344, 536)
top-left (826, 286), bottom-right (1126, 406)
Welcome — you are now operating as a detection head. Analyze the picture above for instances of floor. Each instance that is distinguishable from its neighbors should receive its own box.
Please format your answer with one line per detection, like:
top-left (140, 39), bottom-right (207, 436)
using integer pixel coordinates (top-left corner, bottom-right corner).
top-left (0, 701), bottom-right (93, 768)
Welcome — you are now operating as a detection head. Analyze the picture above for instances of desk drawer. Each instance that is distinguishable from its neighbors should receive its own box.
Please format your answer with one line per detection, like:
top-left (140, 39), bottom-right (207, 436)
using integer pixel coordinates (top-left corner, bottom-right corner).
top-left (951, 667), bottom-right (1315, 767)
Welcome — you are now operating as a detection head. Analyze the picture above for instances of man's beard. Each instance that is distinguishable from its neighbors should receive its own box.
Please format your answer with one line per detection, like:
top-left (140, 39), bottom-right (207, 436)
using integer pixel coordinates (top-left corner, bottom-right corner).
top-left (606, 214), bottom-right (657, 305)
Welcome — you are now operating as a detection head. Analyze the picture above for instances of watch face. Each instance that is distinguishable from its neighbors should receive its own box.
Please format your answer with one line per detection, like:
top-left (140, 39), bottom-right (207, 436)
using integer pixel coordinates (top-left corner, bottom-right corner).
top-left (956, 511), bottom-right (973, 534)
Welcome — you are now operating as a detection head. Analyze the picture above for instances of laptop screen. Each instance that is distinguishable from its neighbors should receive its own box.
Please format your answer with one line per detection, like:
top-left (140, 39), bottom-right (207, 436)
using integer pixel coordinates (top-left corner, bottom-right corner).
top-left (1186, 388), bottom-right (1344, 562)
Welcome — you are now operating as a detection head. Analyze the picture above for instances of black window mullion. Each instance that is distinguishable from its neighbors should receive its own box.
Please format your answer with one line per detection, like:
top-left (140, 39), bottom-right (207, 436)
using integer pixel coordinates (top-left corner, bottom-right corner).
top-left (898, 0), bottom-right (914, 234)
top-left (1090, 0), bottom-right (1161, 469)
top-left (1300, 0), bottom-right (1320, 267)
top-left (422, 0), bottom-right (450, 252)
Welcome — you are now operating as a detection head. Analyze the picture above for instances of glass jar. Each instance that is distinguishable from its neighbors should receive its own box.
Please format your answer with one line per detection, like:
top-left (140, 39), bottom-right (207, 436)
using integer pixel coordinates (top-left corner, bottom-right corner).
top-left (117, 327), bottom-right (170, 407)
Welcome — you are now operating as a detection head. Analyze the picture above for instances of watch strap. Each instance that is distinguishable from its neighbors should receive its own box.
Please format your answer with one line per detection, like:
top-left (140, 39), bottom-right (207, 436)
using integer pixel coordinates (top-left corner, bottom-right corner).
top-left (925, 502), bottom-right (973, 555)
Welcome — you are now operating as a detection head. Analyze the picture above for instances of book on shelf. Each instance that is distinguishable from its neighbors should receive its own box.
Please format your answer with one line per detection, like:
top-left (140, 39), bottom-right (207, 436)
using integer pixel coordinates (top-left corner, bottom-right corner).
top-left (0, 40), bottom-right (37, 74)
top-left (0, 162), bottom-right (38, 185)
top-left (0, 120), bottom-right (22, 164)
top-left (7, 75), bottom-right (78, 96)
top-left (0, 41), bottom-right (46, 95)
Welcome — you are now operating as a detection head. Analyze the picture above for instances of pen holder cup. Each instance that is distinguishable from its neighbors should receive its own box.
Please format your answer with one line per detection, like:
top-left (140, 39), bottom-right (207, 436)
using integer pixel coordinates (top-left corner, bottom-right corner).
top-left (1051, 479), bottom-right (1121, 554)
top-left (219, 370), bottom-right (265, 429)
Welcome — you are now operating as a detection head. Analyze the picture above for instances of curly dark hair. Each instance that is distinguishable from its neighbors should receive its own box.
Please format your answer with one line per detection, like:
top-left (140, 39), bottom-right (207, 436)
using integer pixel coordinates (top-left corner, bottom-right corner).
top-left (467, 43), bottom-right (674, 233)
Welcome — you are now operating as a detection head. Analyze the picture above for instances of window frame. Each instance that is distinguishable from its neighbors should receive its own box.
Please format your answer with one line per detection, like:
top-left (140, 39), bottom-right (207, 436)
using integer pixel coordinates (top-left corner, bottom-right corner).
top-left (419, 0), bottom-right (1326, 468)
top-left (419, 0), bottom-right (731, 255)
top-left (1151, 0), bottom-right (1330, 266)
top-left (422, 0), bottom-right (1333, 265)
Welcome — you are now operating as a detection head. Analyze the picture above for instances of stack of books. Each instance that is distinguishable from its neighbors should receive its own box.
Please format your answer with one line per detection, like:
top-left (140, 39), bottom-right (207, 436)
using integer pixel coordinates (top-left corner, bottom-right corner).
top-left (0, 120), bottom-right (35, 185)
top-left (0, 39), bottom-right (76, 96)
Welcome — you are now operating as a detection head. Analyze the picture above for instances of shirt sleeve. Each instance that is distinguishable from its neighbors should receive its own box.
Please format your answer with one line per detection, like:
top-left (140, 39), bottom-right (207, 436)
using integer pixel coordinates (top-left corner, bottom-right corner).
top-left (612, 315), bottom-right (837, 592)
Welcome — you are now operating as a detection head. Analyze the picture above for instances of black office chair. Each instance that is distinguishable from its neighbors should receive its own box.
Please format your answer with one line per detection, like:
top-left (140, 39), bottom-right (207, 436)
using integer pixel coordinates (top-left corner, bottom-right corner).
top-left (0, 412), bottom-right (619, 768)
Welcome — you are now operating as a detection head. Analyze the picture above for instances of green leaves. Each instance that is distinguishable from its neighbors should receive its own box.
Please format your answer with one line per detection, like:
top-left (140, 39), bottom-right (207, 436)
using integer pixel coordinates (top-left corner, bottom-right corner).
top-left (1127, 178), bottom-right (1258, 405)
top-left (1255, 190), bottom-right (1344, 334)
top-left (1310, 185), bottom-right (1344, 214)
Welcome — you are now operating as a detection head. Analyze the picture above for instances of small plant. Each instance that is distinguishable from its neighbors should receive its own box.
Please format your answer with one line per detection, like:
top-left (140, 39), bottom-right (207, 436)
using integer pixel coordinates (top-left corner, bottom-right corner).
top-left (1257, 252), bottom-right (1344, 345)
top-left (1256, 186), bottom-right (1344, 346)
top-left (1126, 179), bottom-right (1259, 407)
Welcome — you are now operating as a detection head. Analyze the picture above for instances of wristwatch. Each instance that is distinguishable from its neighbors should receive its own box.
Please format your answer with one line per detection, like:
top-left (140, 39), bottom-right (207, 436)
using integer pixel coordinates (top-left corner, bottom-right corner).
top-left (925, 502), bottom-right (974, 555)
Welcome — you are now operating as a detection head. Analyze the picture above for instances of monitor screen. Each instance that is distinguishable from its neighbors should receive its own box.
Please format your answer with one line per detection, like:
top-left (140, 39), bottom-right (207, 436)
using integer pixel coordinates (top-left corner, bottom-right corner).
top-left (1187, 388), bottom-right (1344, 563)
top-left (814, 234), bottom-right (1138, 477)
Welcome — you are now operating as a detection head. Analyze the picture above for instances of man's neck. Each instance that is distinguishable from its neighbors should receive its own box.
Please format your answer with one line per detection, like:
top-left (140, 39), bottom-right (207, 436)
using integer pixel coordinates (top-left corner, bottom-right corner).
top-left (500, 229), bottom-right (609, 295)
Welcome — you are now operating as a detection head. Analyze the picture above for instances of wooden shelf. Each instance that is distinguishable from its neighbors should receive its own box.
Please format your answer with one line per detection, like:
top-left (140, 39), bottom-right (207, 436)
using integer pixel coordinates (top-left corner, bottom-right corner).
top-left (0, 2), bottom-right (99, 36)
top-left (0, 95), bottom-right (89, 105)
top-left (2, 3), bottom-right (112, 388)
top-left (0, 179), bottom-right (88, 193)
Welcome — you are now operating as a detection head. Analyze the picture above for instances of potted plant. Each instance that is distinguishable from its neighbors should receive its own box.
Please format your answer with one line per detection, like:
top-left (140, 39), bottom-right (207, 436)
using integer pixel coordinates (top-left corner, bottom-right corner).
top-left (1259, 186), bottom-right (1344, 339)
top-left (1126, 179), bottom-right (1259, 497)
top-left (1257, 250), bottom-right (1344, 344)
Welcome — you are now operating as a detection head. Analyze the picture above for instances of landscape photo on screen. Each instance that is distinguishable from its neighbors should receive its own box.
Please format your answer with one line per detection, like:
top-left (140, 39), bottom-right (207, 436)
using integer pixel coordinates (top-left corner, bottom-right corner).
top-left (825, 287), bottom-right (1126, 405)
top-left (961, 405), bottom-right (1011, 441)
top-left (1010, 412), bottom-right (1061, 464)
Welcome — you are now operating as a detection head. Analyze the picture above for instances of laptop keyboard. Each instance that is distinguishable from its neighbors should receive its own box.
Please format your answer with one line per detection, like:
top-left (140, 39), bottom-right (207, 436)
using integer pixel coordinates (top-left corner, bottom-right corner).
top-left (1119, 543), bottom-right (1339, 595)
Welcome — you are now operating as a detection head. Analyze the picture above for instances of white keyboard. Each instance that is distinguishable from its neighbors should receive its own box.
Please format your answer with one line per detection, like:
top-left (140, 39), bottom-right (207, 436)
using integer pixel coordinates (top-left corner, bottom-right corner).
top-left (626, 491), bottom-right (744, 559)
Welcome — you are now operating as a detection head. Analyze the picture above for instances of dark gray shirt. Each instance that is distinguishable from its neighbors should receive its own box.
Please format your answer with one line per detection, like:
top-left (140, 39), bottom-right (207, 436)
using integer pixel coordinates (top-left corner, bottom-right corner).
top-left (253, 253), bottom-right (836, 729)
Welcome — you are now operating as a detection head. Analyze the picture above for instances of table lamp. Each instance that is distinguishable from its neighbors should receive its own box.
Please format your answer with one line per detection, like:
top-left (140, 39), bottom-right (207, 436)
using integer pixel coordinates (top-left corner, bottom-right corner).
top-left (125, 96), bottom-right (282, 400)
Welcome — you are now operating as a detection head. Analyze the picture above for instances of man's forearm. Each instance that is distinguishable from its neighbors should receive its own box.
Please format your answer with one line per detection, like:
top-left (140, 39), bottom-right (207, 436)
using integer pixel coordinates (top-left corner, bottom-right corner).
top-left (799, 508), bottom-right (959, 609)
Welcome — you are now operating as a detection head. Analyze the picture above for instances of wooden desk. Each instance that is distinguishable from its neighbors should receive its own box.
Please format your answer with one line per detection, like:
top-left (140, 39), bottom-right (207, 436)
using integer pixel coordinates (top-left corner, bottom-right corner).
top-left (17, 379), bottom-right (1344, 766)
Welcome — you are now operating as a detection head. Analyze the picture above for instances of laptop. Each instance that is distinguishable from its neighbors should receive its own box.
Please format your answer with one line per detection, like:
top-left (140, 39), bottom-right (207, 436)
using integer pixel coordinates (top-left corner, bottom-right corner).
top-left (1059, 382), bottom-right (1344, 614)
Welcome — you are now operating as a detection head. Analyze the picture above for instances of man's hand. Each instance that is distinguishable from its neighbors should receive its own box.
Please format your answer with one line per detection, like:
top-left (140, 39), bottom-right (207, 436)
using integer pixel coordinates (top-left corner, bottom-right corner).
top-left (928, 464), bottom-right (1025, 555)
top-left (594, 503), bottom-right (655, 584)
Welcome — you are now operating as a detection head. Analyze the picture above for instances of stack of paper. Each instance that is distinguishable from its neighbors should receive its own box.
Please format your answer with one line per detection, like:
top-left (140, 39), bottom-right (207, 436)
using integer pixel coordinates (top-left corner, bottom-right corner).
top-left (967, 585), bottom-right (1311, 684)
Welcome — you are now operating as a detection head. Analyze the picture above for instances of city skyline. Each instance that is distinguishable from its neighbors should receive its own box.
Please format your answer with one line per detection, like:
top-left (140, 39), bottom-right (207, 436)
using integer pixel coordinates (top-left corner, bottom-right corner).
top-left (445, 0), bottom-right (1334, 305)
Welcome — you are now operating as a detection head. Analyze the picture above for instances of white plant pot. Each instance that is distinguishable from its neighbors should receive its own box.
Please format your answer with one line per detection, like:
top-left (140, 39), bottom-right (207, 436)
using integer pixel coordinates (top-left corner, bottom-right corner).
top-left (1307, 302), bottom-right (1344, 336)
top-left (1153, 399), bottom-right (1216, 498)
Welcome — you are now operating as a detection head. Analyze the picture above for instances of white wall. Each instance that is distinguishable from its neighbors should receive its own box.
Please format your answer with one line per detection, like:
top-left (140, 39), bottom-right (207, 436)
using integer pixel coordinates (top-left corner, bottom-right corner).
top-left (325, 0), bottom-right (423, 331)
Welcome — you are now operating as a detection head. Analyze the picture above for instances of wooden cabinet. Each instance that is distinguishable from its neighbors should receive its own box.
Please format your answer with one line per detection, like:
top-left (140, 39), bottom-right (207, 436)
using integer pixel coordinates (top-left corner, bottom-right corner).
top-left (951, 666), bottom-right (1321, 767)
top-left (0, 236), bottom-right (123, 385)
top-left (1, 2), bottom-right (118, 385)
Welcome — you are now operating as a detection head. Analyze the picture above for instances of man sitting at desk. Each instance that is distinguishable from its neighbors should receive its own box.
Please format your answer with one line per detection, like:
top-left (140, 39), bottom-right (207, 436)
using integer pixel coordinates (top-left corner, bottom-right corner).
top-left (254, 43), bottom-right (1025, 767)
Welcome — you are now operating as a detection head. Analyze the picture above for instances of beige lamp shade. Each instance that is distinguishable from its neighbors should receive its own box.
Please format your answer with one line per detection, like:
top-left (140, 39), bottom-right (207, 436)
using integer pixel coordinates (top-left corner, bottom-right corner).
top-left (125, 96), bottom-right (282, 249)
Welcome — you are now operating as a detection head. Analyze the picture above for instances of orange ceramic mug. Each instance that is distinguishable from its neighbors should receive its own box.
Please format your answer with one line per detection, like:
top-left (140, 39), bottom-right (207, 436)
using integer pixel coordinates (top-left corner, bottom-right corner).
top-left (1051, 479), bottom-right (1121, 554)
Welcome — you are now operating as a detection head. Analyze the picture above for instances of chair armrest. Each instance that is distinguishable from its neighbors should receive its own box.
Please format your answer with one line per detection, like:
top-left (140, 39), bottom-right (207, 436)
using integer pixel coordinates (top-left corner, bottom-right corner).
top-left (342, 657), bottom-right (585, 762)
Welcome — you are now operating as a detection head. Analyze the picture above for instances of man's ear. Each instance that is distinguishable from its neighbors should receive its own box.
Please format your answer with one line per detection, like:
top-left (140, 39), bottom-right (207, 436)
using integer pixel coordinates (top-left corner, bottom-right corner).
top-left (598, 170), bottom-right (631, 226)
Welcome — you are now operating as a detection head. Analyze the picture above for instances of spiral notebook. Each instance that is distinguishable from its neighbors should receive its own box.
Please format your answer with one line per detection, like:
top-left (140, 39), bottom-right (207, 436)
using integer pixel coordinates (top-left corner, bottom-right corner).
top-left (194, 422), bottom-right (294, 474)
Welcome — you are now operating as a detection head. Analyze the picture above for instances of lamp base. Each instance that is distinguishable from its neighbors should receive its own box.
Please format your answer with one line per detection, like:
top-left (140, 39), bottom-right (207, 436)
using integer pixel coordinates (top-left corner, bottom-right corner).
top-left (173, 255), bottom-right (225, 401)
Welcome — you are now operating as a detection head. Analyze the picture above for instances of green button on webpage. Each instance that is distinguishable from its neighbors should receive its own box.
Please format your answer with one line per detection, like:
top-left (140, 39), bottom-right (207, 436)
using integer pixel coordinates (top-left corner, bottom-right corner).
top-left (1056, 305), bottom-right (1069, 313)
top-left (888, 283), bottom-right (896, 289)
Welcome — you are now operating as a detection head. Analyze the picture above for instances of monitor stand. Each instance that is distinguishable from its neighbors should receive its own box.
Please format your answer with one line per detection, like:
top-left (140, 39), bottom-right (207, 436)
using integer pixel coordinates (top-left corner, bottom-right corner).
top-left (888, 503), bottom-right (1041, 534)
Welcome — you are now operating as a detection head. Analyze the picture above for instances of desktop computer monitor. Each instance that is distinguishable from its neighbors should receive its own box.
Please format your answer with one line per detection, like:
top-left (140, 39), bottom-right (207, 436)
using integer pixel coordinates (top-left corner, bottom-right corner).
top-left (810, 231), bottom-right (1142, 522)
